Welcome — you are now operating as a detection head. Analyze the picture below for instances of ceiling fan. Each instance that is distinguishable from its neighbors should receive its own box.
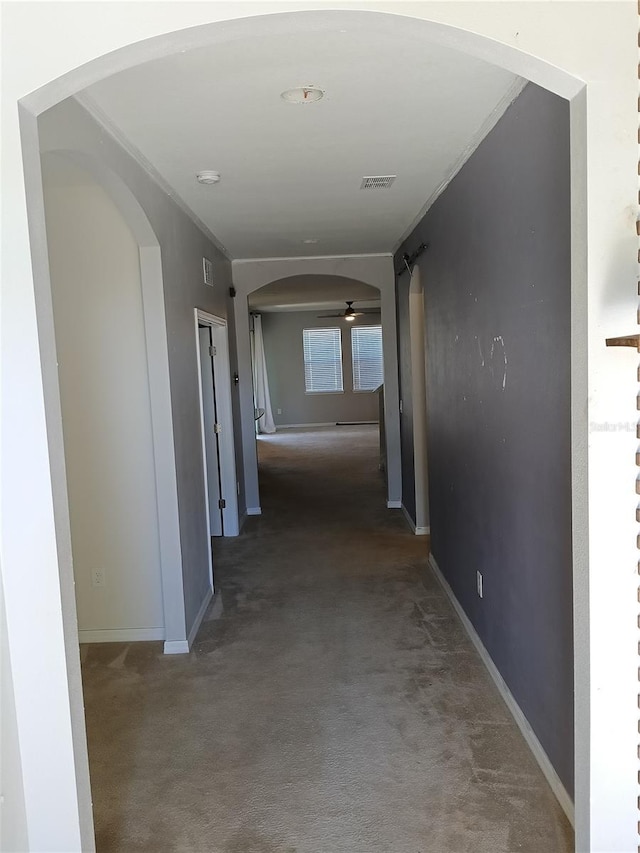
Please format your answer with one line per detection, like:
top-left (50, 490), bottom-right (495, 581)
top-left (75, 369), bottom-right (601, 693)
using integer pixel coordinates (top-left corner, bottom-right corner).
top-left (317, 301), bottom-right (379, 322)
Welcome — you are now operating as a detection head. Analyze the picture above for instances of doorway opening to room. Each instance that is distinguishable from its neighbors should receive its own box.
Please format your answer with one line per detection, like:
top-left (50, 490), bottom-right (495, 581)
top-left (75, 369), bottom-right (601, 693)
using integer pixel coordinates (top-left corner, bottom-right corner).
top-left (247, 275), bottom-right (387, 515)
top-left (195, 309), bottom-right (240, 552)
top-left (397, 263), bottom-right (430, 536)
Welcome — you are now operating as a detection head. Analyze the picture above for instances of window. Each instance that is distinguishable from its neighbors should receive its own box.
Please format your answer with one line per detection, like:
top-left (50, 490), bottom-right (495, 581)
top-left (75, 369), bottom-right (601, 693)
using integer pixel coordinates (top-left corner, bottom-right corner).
top-left (351, 325), bottom-right (384, 391)
top-left (303, 328), bottom-right (343, 393)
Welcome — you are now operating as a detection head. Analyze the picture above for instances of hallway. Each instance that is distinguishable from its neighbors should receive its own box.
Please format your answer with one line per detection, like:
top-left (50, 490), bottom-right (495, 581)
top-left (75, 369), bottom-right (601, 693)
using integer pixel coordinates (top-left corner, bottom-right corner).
top-left (81, 426), bottom-right (572, 853)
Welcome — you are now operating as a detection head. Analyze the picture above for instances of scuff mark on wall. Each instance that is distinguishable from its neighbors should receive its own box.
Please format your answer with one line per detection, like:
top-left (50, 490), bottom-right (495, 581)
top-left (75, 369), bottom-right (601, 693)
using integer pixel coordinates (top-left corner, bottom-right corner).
top-left (489, 334), bottom-right (507, 391)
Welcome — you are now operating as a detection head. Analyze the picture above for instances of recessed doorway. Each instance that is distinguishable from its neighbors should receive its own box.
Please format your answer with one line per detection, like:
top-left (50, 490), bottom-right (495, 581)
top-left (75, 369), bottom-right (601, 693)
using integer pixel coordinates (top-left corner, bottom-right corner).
top-left (195, 309), bottom-right (240, 571)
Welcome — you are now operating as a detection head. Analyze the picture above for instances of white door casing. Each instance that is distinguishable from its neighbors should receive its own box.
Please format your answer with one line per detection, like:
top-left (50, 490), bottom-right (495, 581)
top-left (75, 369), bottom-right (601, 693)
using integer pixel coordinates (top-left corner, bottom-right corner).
top-left (198, 325), bottom-right (224, 538)
top-left (195, 310), bottom-right (240, 540)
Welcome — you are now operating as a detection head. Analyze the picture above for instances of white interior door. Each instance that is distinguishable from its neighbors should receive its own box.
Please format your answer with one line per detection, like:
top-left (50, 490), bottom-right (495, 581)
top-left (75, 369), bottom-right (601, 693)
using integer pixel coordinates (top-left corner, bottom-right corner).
top-left (198, 325), bottom-right (224, 536)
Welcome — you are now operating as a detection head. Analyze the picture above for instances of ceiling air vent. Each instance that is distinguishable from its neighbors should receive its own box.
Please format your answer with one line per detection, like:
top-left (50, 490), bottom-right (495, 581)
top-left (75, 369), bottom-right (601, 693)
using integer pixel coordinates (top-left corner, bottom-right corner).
top-left (360, 175), bottom-right (397, 190)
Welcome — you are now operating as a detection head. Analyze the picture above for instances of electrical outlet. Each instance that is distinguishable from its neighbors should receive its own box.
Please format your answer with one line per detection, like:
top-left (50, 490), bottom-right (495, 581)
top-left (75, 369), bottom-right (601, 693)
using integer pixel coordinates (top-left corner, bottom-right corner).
top-left (476, 570), bottom-right (483, 599)
top-left (92, 569), bottom-right (106, 588)
top-left (277, 408), bottom-right (282, 415)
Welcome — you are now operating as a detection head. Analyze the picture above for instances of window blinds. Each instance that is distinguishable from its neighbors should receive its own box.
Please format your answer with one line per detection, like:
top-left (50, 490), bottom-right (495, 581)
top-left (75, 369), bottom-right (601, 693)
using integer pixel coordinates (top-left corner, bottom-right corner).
top-left (303, 328), bottom-right (344, 393)
top-left (351, 326), bottom-right (384, 391)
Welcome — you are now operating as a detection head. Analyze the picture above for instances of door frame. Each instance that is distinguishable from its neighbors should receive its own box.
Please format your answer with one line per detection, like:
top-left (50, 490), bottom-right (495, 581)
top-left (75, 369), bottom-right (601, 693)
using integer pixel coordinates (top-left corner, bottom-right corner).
top-left (198, 324), bottom-right (224, 537)
top-left (408, 265), bottom-right (429, 534)
top-left (194, 310), bottom-right (240, 567)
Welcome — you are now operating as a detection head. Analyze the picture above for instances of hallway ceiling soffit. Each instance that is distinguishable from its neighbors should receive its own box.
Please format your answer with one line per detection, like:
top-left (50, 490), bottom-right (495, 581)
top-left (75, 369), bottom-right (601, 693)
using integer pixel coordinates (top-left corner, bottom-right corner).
top-left (248, 274), bottom-right (380, 311)
top-left (81, 15), bottom-right (522, 260)
top-left (250, 300), bottom-right (381, 314)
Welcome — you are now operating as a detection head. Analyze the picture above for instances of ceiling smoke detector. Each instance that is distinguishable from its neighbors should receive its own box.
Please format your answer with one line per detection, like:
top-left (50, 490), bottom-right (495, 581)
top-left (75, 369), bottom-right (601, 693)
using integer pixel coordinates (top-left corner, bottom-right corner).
top-left (281, 86), bottom-right (324, 104)
top-left (360, 175), bottom-right (397, 189)
top-left (196, 171), bottom-right (221, 185)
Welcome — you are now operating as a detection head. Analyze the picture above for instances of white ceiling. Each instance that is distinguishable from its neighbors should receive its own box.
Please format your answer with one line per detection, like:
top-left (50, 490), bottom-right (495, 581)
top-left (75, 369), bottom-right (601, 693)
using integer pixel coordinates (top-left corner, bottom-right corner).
top-left (82, 13), bottom-right (521, 260)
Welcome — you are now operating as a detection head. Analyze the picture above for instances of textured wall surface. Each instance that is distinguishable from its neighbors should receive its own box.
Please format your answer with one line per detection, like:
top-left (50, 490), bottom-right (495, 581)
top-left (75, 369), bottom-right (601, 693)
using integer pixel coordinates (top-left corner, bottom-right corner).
top-left (395, 83), bottom-right (573, 793)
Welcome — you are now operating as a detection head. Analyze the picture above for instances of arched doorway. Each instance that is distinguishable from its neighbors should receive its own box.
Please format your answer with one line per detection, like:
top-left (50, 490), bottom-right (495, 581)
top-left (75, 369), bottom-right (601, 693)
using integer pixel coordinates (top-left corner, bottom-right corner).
top-left (3, 6), bottom-right (635, 851)
top-left (39, 148), bottom-right (195, 656)
top-left (232, 261), bottom-right (401, 514)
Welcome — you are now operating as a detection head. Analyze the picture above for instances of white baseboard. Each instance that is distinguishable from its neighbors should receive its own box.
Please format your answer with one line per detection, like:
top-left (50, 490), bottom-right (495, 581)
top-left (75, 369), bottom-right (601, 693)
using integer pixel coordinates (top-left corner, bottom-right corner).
top-left (187, 586), bottom-right (213, 647)
top-left (402, 504), bottom-right (416, 530)
top-left (163, 587), bottom-right (214, 655)
top-left (207, 592), bottom-right (224, 621)
top-left (277, 422), bottom-right (335, 429)
top-left (163, 639), bottom-right (190, 655)
top-left (387, 499), bottom-right (402, 509)
top-left (401, 504), bottom-right (430, 536)
top-left (427, 553), bottom-right (575, 827)
top-left (246, 506), bottom-right (262, 516)
top-left (78, 627), bottom-right (164, 644)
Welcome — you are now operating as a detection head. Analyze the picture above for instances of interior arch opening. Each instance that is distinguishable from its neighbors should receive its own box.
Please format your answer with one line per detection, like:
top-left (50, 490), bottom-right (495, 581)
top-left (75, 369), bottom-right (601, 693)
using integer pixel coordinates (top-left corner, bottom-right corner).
top-left (41, 151), bottom-right (167, 647)
top-left (247, 274), bottom-right (386, 512)
top-left (398, 264), bottom-right (430, 535)
top-left (8, 5), bottom-right (600, 844)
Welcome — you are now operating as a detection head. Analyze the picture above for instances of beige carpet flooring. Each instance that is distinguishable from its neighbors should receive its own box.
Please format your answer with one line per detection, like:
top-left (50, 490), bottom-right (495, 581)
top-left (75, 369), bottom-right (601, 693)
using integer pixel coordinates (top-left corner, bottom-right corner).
top-left (81, 425), bottom-right (573, 852)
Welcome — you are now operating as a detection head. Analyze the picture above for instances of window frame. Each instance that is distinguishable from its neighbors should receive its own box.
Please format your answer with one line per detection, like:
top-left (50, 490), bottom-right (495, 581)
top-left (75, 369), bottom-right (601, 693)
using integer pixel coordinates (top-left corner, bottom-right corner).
top-left (350, 324), bottom-right (384, 393)
top-left (302, 326), bottom-right (344, 395)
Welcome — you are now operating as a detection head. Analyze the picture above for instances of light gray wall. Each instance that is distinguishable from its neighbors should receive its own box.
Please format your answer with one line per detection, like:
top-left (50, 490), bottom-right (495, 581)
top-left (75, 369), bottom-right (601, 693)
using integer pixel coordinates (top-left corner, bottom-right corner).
top-left (42, 156), bottom-right (165, 637)
top-left (38, 98), bottom-right (242, 642)
top-left (262, 310), bottom-right (381, 426)
top-left (395, 83), bottom-right (573, 794)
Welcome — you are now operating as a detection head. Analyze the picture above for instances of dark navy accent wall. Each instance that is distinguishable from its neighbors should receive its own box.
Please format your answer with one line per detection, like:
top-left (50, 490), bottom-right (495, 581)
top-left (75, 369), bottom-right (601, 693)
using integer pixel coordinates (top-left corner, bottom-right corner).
top-left (395, 83), bottom-right (573, 794)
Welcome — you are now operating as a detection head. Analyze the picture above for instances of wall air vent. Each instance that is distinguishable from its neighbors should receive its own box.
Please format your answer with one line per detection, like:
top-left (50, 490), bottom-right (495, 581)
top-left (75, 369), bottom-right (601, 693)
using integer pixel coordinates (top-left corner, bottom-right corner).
top-left (360, 175), bottom-right (397, 190)
top-left (203, 257), bottom-right (214, 286)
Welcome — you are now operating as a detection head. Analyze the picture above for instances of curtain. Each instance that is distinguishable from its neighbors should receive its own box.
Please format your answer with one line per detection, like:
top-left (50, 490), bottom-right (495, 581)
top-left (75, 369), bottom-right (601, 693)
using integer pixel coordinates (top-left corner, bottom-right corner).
top-left (251, 314), bottom-right (276, 434)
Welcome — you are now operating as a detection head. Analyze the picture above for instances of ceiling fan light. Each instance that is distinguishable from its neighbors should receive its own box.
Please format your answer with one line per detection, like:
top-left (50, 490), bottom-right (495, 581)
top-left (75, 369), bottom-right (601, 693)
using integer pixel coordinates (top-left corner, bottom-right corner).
top-left (345, 314), bottom-right (355, 321)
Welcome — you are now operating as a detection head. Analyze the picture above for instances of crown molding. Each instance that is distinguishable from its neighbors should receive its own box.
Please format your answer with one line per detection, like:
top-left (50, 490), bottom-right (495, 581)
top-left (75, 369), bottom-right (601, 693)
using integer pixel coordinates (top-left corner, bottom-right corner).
top-left (74, 92), bottom-right (232, 261)
top-left (392, 77), bottom-right (528, 254)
